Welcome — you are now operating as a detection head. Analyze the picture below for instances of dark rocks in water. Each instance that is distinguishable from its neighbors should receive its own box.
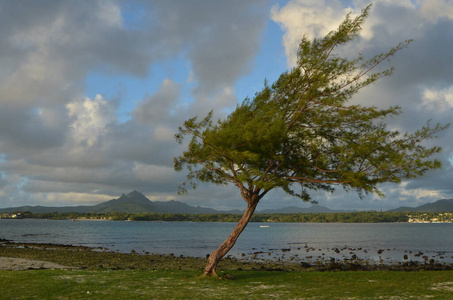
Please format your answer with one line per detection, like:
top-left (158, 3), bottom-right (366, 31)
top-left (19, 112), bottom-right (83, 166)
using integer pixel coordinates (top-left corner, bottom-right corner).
top-left (2, 241), bottom-right (453, 272)
top-left (414, 251), bottom-right (423, 257)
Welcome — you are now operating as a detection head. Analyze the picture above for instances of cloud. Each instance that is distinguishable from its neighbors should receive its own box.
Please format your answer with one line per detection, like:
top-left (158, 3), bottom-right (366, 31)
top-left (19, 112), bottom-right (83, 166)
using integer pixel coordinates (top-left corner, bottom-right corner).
top-left (67, 95), bottom-right (117, 149)
top-left (132, 79), bottom-right (180, 125)
top-left (0, 0), bottom-right (271, 208)
top-left (0, 0), bottom-right (451, 211)
top-left (419, 0), bottom-right (453, 21)
top-left (271, 0), bottom-right (354, 66)
top-left (421, 86), bottom-right (453, 111)
top-left (150, 0), bottom-right (268, 99)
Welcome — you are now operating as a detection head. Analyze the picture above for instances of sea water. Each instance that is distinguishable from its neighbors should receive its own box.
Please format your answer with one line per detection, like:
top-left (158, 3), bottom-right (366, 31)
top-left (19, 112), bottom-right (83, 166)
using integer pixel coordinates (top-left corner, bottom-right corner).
top-left (1, 219), bottom-right (452, 264)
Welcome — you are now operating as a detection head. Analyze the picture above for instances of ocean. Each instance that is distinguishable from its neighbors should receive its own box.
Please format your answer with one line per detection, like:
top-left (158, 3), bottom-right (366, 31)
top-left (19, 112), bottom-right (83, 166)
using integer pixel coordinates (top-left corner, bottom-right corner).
top-left (1, 219), bottom-right (452, 264)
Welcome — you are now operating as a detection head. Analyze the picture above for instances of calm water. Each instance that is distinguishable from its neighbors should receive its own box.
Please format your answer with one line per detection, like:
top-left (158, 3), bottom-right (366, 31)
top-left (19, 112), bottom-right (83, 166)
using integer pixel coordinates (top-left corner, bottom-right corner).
top-left (1, 219), bottom-right (452, 264)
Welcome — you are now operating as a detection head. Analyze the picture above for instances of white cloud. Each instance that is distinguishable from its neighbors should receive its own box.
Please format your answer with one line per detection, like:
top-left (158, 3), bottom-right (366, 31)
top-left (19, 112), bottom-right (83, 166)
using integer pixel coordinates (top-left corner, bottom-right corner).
top-left (38, 192), bottom-right (113, 206)
top-left (96, 0), bottom-right (123, 28)
top-left (421, 85), bottom-right (453, 111)
top-left (271, 0), bottom-right (354, 66)
top-left (419, 0), bottom-right (453, 21)
top-left (67, 95), bottom-right (116, 149)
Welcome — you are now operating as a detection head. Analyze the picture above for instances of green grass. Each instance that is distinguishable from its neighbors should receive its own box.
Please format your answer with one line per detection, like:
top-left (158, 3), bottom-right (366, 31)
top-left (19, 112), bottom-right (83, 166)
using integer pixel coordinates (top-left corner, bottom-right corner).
top-left (1, 243), bottom-right (452, 299)
top-left (1, 269), bottom-right (452, 299)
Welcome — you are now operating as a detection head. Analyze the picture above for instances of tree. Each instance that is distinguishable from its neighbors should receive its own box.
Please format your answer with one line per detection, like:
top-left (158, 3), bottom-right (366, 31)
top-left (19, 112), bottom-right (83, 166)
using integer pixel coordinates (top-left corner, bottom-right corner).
top-left (174, 5), bottom-right (448, 277)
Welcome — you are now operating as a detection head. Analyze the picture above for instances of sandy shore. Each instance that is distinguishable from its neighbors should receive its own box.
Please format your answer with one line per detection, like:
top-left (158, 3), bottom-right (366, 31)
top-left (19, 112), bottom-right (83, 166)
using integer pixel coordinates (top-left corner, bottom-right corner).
top-left (0, 257), bottom-right (74, 271)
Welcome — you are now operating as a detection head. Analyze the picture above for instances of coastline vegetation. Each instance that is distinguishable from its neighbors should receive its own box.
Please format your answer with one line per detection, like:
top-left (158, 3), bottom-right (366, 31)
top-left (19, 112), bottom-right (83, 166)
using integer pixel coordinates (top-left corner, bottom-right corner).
top-left (1, 211), bottom-right (452, 223)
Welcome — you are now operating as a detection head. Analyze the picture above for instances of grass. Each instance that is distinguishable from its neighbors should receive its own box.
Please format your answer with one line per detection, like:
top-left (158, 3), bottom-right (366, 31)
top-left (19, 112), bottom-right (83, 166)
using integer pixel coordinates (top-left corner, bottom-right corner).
top-left (1, 243), bottom-right (453, 299)
top-left (1, 269), bottom-right (453, 299)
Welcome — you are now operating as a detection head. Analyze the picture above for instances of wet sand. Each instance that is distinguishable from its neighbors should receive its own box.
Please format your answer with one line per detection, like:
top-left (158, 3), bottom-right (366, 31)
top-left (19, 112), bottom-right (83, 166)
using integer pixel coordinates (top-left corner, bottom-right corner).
top-left (0, 257), bottom-right (74, 271)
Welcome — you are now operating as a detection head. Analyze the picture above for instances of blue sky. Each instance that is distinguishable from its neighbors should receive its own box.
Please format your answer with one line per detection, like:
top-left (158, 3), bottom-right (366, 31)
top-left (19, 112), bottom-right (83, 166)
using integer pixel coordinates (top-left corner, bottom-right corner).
top-left (0, 0), bottom-right (452, 211)
top-left (85, 2), bottom-right (289, 123)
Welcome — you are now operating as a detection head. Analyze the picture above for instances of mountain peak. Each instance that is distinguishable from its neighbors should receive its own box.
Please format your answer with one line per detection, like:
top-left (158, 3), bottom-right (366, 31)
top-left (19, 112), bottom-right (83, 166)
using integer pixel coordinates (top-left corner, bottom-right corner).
top-left (125, 190), bottom-right (152, 205)
top-left (127, 190), bottom-right (142, 197)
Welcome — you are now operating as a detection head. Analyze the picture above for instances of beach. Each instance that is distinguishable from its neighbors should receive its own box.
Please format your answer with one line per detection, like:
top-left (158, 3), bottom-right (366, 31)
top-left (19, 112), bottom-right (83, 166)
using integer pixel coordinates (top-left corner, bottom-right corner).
top-left (0, 256), bottom-right (73, 271)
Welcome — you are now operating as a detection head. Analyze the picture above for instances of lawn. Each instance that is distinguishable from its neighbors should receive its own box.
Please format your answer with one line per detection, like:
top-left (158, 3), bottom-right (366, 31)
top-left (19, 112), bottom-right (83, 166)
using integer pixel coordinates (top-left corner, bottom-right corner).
top-left (1, 269), bottom-right (452, 299)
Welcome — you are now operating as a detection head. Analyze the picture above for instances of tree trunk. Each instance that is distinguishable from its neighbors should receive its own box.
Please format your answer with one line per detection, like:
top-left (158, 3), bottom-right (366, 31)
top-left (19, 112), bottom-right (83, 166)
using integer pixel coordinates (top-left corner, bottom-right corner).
top-left (203, 199), bottom-right (259, 276)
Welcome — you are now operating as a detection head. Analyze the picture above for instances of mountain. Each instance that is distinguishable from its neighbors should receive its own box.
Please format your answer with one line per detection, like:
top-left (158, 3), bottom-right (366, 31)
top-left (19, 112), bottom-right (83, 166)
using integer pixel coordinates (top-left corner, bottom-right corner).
top-left (90, 190), bottom-right (157, 213)
top-left (150, 200), bottom-right (219, 214)
top-left (0, 191), bottom-right (347, 214)
top-left (4, 191), bottom-right (451, 214)
top-left (387, 199), bottom-right (453, 212)
top-left (0, 205), bottom-right (93, 214)
top-left (0, 191), bottom-right (223, 214)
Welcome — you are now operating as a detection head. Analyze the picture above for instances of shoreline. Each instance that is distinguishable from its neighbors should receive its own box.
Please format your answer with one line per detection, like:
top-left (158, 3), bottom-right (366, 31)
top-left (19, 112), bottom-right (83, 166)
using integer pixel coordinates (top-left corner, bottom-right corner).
top-left (1, 241), bottom-right (452, 272)
top-left (2, 217), bottom-right (453, 224)
top-left (0, 257), bottom-right (74, 271)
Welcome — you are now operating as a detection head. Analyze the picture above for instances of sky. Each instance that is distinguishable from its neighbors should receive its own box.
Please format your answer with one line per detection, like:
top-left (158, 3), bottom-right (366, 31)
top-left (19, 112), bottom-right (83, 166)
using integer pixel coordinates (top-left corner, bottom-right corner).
top-left (0, 0), bottom-right (452, 212)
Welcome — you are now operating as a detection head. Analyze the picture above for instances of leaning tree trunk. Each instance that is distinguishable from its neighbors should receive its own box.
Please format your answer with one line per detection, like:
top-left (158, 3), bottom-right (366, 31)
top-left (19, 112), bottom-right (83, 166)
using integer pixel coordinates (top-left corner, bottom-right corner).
top-left (203, 199), bottom-right (259, 276)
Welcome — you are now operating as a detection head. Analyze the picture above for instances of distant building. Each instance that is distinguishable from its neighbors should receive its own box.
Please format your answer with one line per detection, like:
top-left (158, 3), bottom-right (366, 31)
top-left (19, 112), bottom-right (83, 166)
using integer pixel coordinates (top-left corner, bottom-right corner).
top-left (0, 212), bottom-right (23, 219)
top-left (407, 213), bottom-right (452, 223)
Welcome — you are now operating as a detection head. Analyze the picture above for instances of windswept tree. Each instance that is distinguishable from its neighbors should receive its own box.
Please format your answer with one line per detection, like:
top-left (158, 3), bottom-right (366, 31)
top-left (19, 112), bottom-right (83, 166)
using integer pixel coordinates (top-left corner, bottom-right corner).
top-left (174, 5), bottom-right (448, 277)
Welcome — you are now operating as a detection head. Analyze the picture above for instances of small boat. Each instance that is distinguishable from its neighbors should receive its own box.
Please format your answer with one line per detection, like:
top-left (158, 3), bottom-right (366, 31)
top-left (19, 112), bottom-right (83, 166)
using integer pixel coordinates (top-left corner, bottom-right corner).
top-left (259, 225), bottom-right (270, 228)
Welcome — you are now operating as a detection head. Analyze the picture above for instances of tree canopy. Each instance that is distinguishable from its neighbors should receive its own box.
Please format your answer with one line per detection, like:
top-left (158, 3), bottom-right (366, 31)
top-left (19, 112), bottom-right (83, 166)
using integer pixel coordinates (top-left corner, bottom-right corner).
top-left (174, 5), bottom-right (448, 276)
top-left (175, 6), bottom-right (445, 205)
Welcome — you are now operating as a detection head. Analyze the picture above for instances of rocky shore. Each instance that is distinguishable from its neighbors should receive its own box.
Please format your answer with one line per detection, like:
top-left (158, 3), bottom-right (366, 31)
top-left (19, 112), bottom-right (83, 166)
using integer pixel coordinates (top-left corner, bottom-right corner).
top-left (1, 241), bottom-right (452, 272)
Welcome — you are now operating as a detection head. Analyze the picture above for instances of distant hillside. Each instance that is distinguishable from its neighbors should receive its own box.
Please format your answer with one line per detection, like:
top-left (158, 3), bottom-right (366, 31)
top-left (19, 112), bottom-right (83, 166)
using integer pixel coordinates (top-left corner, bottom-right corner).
top-left (0, 205), bottom-right (94, 214)
top-left (388, 199), bottom-right (453, 212)
top-left (257, 204), bottom-right (352, 214)
top-left (3, 191), bottom-right (451, 214)
top-left (0, 191), bottom-right (224, 214)
top-left (0, 191), bottom-right (349, 215)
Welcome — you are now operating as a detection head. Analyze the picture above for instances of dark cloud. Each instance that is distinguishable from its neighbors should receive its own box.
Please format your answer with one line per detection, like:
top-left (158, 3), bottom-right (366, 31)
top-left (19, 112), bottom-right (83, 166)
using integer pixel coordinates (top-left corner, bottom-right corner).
top-left (0, 107), bottom-right (67, 153)
top-left (132, 79), bottom-right (180, 125)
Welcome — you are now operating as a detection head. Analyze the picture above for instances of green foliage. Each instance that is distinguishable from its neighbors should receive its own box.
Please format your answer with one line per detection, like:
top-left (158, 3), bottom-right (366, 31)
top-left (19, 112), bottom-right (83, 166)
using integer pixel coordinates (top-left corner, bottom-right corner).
top-left (175, 5), bottom-right (448, 205)
top-left (20, 211), bottom-right (412, 223)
